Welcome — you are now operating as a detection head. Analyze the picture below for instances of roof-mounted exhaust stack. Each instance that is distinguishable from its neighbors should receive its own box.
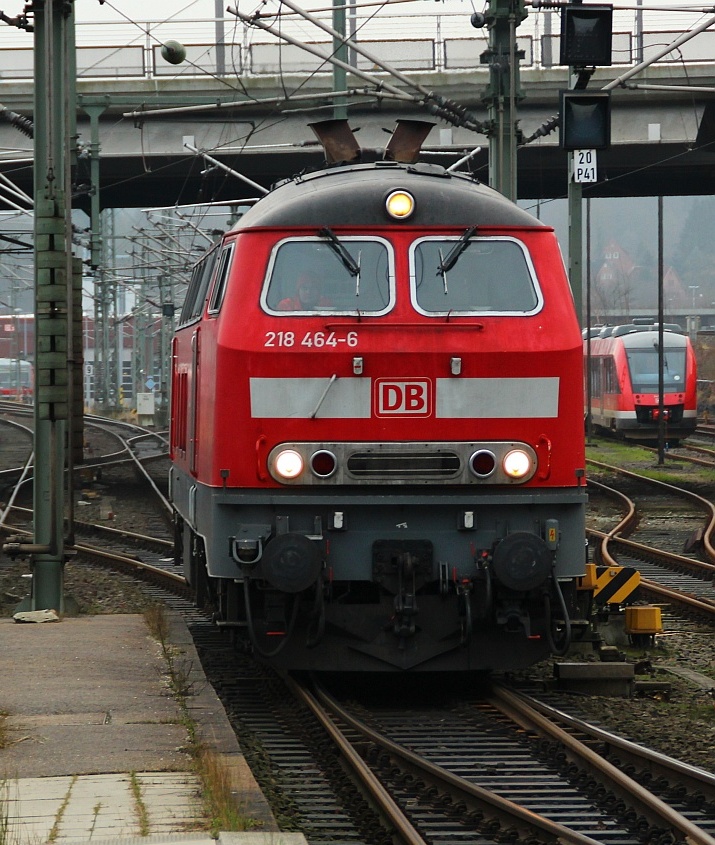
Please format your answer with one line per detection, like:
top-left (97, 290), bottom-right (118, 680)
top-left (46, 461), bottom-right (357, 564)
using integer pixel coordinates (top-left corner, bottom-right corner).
top-left (309, 119), bottom-right (361, 165)
top-left (309, 118), bottom-right (435, 165)
top-left (383, 119), bottom-right (434, 163)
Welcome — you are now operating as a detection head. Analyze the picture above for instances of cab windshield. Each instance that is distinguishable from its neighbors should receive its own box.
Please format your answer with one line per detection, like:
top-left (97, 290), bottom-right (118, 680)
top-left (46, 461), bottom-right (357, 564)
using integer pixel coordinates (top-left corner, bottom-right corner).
top-left (262, 236), bottom-right (393, 315)
top-left (411, 236), bottom-right (541, 314)
top-left (626, 348), bottom-right (686, 393)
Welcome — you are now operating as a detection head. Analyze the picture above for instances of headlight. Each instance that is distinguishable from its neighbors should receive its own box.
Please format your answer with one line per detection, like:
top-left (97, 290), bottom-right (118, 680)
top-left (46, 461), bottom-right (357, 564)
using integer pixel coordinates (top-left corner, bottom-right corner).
top-left (503, 449), bottom-right (533, 479)
top-left (386, 190), bottom-right (415, 220)
top-left (273, 449), bottom-right (304, 480)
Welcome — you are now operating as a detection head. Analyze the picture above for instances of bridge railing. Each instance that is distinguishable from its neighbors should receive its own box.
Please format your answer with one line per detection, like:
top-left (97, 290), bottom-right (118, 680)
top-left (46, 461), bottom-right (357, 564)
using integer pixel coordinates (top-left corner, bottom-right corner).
top-left (0, 16), bottom-right (713, 81)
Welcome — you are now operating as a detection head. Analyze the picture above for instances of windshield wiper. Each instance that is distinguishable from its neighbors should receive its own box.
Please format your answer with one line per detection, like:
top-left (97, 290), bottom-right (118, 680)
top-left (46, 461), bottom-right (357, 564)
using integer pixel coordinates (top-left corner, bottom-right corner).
top-left (318, 227), bottom-right (359, 276)
top-left (436, 226), bottom-right (477, 283)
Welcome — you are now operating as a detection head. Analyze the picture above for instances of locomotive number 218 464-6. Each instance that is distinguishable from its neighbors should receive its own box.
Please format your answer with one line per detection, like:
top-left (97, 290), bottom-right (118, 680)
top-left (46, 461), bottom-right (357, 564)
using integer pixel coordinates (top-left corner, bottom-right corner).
top-left (264, 331), bottom-right (358, 348)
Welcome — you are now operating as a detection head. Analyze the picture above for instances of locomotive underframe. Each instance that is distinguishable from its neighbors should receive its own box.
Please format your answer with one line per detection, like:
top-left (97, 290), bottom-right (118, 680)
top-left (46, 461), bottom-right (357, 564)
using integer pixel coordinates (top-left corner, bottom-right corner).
top-left (171, 467), bottom-right (587, 671)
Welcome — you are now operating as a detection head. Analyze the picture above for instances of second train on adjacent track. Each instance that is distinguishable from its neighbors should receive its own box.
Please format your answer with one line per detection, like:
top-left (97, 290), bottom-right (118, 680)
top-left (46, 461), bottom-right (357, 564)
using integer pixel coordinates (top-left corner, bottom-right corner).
top-left (584, 321), bottom-right (698, 443)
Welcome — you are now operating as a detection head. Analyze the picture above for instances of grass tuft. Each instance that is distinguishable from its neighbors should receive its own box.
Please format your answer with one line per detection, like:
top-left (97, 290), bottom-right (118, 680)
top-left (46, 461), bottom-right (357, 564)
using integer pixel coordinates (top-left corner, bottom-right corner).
top-left (143, 604), bottom-right (259, 834)
top-left (0, 713), bottom-right (9, 751)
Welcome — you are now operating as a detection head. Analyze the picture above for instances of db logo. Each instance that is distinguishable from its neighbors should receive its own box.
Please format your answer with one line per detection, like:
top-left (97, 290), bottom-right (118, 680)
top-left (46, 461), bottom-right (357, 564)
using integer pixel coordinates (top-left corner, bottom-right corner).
top-left (375, 379), bottom-right (432, 417)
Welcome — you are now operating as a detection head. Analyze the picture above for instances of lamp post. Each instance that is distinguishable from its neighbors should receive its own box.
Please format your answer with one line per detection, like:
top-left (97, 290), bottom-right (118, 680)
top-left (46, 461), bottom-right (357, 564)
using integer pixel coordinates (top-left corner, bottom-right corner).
top-left (689, 285), bottom-right (700, 309)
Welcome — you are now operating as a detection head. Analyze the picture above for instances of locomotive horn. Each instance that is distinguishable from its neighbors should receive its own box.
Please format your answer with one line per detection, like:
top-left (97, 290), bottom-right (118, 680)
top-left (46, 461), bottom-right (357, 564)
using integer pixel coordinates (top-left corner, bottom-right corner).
top-left (260, 533), bottom-right (323, 593)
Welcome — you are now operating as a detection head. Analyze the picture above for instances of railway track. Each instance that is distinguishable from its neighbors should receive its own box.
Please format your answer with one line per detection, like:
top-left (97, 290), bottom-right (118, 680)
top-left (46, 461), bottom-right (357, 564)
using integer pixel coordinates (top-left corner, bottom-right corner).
top-left (0, 408), bottom-right (178, 603)
top-left (182, 647), bottom-right (715, 845)
top-left (586, 458), bottom-right (715, 622)
top-left (2, 412), bottom-right (714, 844)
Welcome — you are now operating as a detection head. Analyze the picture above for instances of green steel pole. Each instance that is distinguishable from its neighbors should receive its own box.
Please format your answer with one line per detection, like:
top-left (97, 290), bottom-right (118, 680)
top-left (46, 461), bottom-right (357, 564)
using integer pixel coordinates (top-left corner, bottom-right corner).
top-left (86, 105), bottom-right (105, 411)
top-left (85, 105), bottom-right (105, 272)
top-left (482, 0), bottom-right (526, 200)
top-left (28, 0), bottom-right (75, 613)
top-left (568, 170), bottom-right (583, 323)
top-left (332, 0), bottom-right (347, 119)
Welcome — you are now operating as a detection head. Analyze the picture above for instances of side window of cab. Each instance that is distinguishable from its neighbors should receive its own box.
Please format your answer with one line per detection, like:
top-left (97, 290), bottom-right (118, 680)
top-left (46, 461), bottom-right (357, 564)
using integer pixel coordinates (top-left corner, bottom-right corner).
top-left (207, 243), bottom-right (235, 315)
top-left (179, 243), bottom-right (220, 325)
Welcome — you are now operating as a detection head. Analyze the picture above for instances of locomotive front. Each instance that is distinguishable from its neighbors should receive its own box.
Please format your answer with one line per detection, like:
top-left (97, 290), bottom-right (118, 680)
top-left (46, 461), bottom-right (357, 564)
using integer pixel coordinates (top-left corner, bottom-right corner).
top-left (170, 131), bottom-right (587, 672)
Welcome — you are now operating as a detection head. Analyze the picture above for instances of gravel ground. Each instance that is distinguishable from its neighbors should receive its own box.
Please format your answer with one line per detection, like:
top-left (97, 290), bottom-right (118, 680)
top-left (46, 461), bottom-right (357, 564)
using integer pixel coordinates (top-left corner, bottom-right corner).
top-left (571, 440), bottom-right (715, 773)
top-left (512, 626), bottom-right (715, 774)
top-left (0, 557), bottom-right (156, 617)
top-left (0, 422), bottom-right (166, 616)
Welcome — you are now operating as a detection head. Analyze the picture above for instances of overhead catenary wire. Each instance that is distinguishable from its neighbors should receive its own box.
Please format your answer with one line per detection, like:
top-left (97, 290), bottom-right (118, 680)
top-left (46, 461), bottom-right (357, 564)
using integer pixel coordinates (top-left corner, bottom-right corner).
top-left (142, 198), bottom-right (259, 212)
top-left (0, 171), bottom-right (33, 206)
top-left (0, 183), bottom-right (33, 214)
top-left (122, 88), bottom-right (409, 119)
top-left (227, 6), bottom-right (418, 105)
top-left (184, 141), bottom-right (270, 195)
top-left (247, 0), bottom-right (433, 96)
top-left (257, 0), bottom-right (715, 13)
top-left (445, 146), bottom-right (483, 173)
top-left (603, 12), bottom-right (715, 89)
top-left (228, 2), bottom-right (489, 132)
top-left (530, 0), bottom-right (715, 9)
top-left (5, 4), bottom-right (709, 305)
top-left (626, 82), bottom-right (715, 91)
top-left (171, 211), bottom-right (223, 245)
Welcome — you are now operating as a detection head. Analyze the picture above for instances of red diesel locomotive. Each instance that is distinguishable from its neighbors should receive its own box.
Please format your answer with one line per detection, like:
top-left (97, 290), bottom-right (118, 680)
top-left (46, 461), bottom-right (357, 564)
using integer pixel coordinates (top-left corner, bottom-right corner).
top-left (170, 120), bottom-right (588, 672)
top-left (585, 321), bottom-right (698, 443)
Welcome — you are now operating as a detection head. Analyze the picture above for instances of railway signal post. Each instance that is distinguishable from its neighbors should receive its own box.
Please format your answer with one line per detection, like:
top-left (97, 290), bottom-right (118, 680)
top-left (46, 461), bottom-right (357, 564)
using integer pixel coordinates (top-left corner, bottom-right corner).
top-left (559, 3), bottom-right (613, 324)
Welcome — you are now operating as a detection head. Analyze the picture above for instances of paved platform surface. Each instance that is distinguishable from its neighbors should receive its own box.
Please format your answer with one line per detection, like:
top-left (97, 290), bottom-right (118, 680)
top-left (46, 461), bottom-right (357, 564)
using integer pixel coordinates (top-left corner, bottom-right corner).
top-left (0, 614), bottom-right (295, 844)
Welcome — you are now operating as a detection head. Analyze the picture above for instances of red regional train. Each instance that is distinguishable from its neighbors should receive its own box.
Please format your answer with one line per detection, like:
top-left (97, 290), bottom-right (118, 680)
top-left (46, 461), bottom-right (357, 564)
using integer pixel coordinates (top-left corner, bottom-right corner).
top-left (169, 119), bottom-right (588, 673)
top-left (0, 358), bottom-right (33, 401)
top-left (584, 321), bottom-right (698, 444)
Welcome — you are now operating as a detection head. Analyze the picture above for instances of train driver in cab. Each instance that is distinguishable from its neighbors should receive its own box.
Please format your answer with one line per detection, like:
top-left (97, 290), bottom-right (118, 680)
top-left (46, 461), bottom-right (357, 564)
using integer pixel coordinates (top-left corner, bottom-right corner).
top-left (278, 273), bottom-right (332, 311)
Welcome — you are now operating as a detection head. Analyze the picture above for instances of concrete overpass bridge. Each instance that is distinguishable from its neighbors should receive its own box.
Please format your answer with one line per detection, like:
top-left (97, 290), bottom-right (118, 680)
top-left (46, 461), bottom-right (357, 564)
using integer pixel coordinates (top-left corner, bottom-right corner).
top-left (1, 10), bottom-right (715, 209)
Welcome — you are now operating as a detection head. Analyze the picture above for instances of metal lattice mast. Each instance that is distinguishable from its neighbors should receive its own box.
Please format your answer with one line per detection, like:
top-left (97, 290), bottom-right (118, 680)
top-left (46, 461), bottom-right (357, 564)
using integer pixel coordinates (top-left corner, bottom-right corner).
top-left (23, 0), bottom-right (75, 611)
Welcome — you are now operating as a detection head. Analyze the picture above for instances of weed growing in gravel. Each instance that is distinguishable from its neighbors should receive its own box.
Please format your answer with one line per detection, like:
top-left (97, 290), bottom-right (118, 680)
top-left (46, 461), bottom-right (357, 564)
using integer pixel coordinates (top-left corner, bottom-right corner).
top-left (0, 714), bottom-right (9, 750)
top-left (143, 604), bottom-right (259, 834)
top-left (586, 438), bottom-right (715, 487)
top-left (195, 747), bottom-right (256, 835)
top-left (129, 772), bottom-right (150, 835)
top-left (649, 693), bottom-right (715, 723)
top-left (144, 603), bottom-right (170, 643)
top-left (47, 775), bottom-right (77, 842)
top-left (586, 439), bottom-right (653, 465)
top-left (0, 779), bottom-right (12, 845)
